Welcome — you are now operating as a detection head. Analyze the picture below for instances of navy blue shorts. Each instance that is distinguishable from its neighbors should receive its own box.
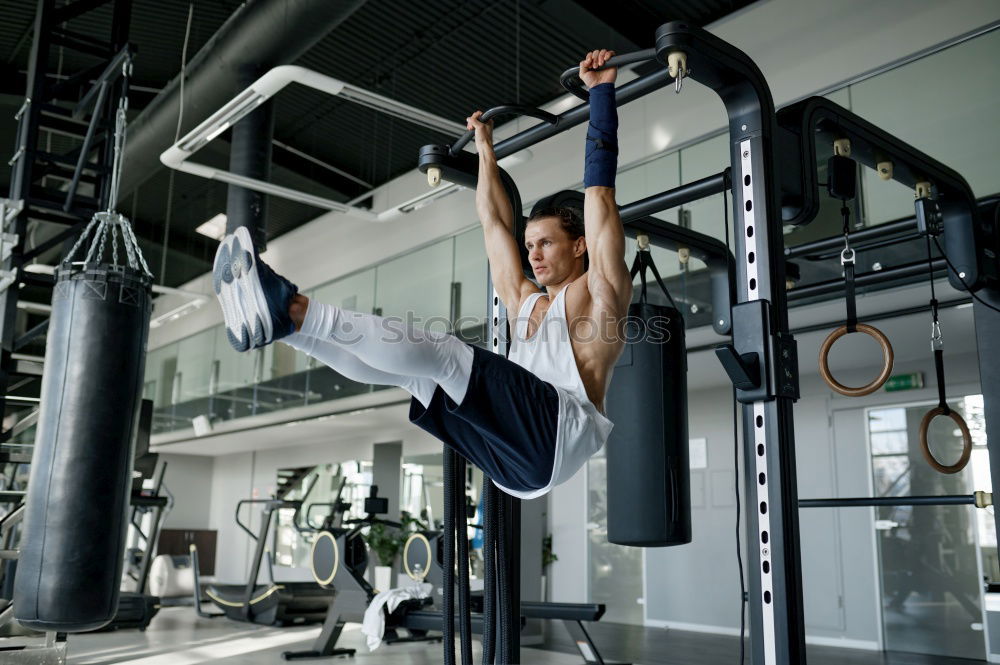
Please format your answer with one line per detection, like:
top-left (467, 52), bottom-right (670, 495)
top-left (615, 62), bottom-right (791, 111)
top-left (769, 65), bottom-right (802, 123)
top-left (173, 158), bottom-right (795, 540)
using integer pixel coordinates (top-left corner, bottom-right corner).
top-left (408, 344), bottom-right (559, 492)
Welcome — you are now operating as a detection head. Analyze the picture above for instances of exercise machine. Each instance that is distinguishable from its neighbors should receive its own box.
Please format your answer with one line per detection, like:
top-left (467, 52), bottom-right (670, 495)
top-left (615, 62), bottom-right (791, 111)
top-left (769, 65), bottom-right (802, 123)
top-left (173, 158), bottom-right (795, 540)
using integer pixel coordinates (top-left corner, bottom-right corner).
top-left (199, 498), bottom-right (332, 626)
top-left (402, 529), bottom-right (626, 665)
top-left (285, 486), bottom-right (625, 663)
top-left (282, 487), bottom-right (440, 660)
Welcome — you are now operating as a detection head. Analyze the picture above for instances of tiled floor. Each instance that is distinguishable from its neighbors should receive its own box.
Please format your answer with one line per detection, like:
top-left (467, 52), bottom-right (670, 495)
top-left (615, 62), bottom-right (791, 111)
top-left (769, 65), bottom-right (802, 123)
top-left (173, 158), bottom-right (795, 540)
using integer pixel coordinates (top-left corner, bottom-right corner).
top-left (0, 606), bottom-right (986, 664)
top-left (52, 608), bottom-right (580, 665)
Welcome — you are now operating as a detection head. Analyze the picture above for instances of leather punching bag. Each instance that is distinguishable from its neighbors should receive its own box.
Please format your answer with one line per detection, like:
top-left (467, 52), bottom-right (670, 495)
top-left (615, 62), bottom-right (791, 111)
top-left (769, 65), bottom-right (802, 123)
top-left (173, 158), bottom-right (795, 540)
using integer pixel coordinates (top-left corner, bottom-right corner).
top-left (605, 252), bottom-right (691, 547)
top-left (14, 262), bottom-right (151, 631)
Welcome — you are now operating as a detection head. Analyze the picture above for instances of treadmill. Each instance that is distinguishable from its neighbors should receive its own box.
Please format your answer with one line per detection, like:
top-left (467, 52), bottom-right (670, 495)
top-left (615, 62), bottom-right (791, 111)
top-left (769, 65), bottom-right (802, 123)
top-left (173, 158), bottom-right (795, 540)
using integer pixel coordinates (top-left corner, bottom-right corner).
top-left (201, 498), bottom-right (333, 626)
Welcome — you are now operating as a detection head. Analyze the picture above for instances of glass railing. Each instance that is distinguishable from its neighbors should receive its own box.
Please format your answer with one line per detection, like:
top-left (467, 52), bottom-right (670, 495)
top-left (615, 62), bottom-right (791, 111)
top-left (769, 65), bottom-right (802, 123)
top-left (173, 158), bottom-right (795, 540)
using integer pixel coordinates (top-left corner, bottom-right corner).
top-left (145, 217), bottom-right (714, 435)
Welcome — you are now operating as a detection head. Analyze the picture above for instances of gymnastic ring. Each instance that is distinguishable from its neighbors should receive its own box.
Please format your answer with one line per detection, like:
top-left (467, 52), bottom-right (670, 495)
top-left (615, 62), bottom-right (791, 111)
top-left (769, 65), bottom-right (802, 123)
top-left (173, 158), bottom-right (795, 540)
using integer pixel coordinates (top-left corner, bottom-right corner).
top-left (919, 407), bottom-right (973, 474)
top-left (818, 324), bottom-right (893, 397)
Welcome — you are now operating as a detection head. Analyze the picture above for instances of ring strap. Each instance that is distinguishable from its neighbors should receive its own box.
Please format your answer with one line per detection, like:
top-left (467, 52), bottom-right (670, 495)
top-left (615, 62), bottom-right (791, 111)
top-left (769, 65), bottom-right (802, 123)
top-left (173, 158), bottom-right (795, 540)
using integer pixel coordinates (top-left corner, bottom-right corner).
top-left (926, 232), bottom-right (949, 414)
top-left (933, 348), bottom-right (950, 415)
top-left (630, 250), bottom-right (677, 310)
top-left (841, 204), bottom-right (857, 333)
top-left (844, 261), bottom-right (857, 333)
top-left (629, 252), bottom-right (647, 302)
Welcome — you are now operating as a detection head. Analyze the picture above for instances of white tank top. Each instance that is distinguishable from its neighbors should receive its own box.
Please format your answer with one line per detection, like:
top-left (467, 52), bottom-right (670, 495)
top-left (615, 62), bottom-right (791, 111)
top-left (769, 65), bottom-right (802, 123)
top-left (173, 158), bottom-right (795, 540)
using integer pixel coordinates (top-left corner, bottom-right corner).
top-left (496, 288), bottom-right (614, 499)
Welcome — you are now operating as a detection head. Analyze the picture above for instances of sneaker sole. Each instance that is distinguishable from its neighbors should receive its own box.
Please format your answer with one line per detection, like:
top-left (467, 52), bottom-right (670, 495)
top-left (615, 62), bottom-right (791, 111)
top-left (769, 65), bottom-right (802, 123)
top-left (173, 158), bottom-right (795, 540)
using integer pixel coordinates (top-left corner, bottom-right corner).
top-left (212, 234), bottom-right (250, 352)
top-left (230, 226), bottom-right (273, 347)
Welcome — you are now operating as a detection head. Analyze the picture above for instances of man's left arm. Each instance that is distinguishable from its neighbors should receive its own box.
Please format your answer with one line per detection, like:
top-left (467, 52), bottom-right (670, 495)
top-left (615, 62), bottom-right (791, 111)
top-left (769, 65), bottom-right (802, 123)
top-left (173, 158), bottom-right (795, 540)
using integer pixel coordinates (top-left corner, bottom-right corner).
top-left (585, 188), bottom-right (632, 310)
top-left (579, 50), bottom-right (632, 311)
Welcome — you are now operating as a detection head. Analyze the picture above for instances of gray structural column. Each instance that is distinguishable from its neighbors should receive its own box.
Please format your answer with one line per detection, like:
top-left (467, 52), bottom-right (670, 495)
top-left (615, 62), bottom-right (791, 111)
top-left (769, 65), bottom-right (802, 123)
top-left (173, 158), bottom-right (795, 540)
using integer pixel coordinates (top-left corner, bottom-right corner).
top-left (225, 64), bottom-right (274, 252)
top-left (372, 441), bottom-right (403, 519)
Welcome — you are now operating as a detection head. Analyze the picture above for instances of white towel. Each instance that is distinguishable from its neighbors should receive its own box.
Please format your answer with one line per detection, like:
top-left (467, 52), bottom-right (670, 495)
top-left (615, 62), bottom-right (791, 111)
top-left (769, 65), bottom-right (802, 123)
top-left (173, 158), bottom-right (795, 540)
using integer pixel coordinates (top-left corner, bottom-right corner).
top-left (361, 582), bottom-right (433, 651)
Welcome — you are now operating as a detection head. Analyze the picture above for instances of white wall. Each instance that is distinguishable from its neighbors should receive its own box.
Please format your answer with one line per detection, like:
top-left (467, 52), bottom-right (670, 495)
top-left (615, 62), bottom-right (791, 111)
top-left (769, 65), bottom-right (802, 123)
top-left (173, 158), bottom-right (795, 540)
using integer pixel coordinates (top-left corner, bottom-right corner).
top-left (547, 466), bottom-right (588, 603)
top-left (208, 451), bottom-right (255, 582)
top-left (547, 345), bottom-right (983, 646)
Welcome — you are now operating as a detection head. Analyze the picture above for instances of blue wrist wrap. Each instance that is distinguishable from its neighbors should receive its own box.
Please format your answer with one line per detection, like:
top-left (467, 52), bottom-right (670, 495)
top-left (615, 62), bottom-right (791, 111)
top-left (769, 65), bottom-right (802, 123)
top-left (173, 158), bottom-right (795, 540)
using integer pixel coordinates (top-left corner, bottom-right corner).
top-left (584, 83), bottom-right (618, 188)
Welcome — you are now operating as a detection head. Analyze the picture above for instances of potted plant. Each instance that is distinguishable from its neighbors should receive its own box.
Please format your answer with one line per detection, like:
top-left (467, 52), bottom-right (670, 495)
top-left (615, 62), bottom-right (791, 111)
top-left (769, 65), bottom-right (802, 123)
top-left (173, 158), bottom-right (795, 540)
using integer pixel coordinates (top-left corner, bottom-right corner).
top-left (362, 512), bottom-right (431, 592)
top-left (363, 522), bottom-right (400, 592)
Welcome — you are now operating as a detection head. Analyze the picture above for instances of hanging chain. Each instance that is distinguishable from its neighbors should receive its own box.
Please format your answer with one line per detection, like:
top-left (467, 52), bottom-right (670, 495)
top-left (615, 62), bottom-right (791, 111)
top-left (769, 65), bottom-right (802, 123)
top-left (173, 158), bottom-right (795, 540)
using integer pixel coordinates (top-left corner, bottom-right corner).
top-left (64, 215), bottom-right (101, 265)
top-left (122, 220), bottom-right (151, 276)
top-left (60, 53), bottom-right (153, 279)
top-left (106, 64), bottom-right (129, 213)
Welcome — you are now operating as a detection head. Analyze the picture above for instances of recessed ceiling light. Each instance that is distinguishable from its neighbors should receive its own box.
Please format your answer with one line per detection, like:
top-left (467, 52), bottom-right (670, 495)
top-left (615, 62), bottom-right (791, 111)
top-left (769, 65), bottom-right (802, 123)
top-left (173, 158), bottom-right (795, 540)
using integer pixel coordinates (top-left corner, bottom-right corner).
top-left (196, 213), bottom-right (227, 241)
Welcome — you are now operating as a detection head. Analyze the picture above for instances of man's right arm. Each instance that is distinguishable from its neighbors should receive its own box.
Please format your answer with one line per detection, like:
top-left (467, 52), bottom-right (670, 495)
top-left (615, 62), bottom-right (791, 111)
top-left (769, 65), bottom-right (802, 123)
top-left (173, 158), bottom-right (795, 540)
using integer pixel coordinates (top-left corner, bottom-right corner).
top-left (469, 111), bottom-right (538, 314)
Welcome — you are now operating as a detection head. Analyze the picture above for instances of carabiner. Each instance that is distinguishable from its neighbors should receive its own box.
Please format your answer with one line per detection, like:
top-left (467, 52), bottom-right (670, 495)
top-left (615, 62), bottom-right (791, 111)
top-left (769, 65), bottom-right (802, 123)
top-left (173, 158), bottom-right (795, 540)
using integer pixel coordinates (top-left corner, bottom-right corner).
top-left (931, 320), bottom-right (943, 350)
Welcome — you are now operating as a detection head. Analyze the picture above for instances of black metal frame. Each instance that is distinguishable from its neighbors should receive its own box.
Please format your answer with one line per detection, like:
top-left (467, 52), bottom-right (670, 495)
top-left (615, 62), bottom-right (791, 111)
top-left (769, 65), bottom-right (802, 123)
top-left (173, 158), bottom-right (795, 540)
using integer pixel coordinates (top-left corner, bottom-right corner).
top-left (417, 18), bottom-right (998, 665)
top-left (776, 97), bottom-right (988, 292)
top-left (417, 21), bottom-right (800, 662)
top-left (650, 22), bottom-right (808, 664)
top-left (776, 99), bottom-right (1000, 574)
top-left (787, 258), bottom-right (946, 301)
top-left (536, 176), bottom-right (735, 334)
top-left (785, 217), bottom-right (918, 260)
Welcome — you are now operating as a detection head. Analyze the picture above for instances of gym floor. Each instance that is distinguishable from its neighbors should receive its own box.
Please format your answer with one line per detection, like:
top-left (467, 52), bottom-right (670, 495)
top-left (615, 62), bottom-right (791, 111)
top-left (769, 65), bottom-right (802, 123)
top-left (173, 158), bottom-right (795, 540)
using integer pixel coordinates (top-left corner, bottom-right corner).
top-left (36, 608), bottom-right (984, 665)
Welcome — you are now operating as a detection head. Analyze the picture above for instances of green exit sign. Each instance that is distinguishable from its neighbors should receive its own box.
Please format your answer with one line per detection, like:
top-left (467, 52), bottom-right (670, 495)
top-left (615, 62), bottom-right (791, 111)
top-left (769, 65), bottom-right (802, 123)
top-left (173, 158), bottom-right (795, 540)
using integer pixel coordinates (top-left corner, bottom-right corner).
top-left (884, 372), bottom-right (924, 392)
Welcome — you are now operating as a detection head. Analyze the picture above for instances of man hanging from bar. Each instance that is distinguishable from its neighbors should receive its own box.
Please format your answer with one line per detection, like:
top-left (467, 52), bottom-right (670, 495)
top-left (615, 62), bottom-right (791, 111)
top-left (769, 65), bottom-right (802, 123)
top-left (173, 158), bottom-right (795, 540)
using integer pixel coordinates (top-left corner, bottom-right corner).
top-left (212, 49), bottom-right (632, 498)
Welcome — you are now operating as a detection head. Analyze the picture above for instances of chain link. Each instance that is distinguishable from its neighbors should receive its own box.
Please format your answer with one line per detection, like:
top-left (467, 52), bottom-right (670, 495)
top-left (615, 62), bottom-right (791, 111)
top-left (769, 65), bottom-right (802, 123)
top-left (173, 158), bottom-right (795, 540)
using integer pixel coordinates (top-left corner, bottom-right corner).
top-left (57, 53), bottom-right (153, 279)
top-left (63, 211), bottom-right (151, 277)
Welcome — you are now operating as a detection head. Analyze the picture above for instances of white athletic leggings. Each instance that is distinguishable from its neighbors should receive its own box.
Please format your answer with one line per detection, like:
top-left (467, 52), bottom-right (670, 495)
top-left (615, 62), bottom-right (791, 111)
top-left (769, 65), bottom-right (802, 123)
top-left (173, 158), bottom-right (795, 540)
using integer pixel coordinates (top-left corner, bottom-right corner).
top-left (281, 300), bottom-right (474, 409)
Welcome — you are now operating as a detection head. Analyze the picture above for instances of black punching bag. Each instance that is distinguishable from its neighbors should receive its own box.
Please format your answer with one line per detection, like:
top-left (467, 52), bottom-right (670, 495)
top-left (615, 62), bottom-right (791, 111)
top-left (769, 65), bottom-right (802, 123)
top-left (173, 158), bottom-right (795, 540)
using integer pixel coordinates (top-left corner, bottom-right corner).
top-left (605, 263), bottom-right (691, 546)
top-left (14, 261), bottom-right (151, 631)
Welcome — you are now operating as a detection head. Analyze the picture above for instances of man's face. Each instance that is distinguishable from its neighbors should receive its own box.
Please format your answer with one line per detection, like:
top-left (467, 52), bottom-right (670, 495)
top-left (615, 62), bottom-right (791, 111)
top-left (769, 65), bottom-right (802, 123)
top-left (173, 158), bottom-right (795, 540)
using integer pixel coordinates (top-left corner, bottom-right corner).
top-left (524, 216), bottom-right (586, 286)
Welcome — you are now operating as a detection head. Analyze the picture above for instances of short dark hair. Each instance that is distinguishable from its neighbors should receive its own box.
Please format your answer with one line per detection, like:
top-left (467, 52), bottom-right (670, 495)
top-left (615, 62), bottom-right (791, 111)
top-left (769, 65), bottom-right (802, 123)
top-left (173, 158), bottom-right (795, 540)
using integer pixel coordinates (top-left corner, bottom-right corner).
top-left (526, 206), bottom-right (585, 240)
top-left (525, 206), bottom-right (588, 271)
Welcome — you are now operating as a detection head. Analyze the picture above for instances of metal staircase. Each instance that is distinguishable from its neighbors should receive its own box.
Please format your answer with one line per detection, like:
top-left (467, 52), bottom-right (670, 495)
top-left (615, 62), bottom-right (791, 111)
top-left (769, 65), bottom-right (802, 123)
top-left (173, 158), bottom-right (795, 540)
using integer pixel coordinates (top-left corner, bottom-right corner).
top-left (1, 0), bottom-right (134, 456)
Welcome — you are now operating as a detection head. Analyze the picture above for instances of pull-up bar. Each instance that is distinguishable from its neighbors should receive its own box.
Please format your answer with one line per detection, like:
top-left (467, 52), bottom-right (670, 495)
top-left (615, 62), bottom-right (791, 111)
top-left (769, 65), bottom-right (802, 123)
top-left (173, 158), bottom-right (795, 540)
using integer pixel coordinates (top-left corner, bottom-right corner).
top-left (799, 493), bottom-right (990, 509)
